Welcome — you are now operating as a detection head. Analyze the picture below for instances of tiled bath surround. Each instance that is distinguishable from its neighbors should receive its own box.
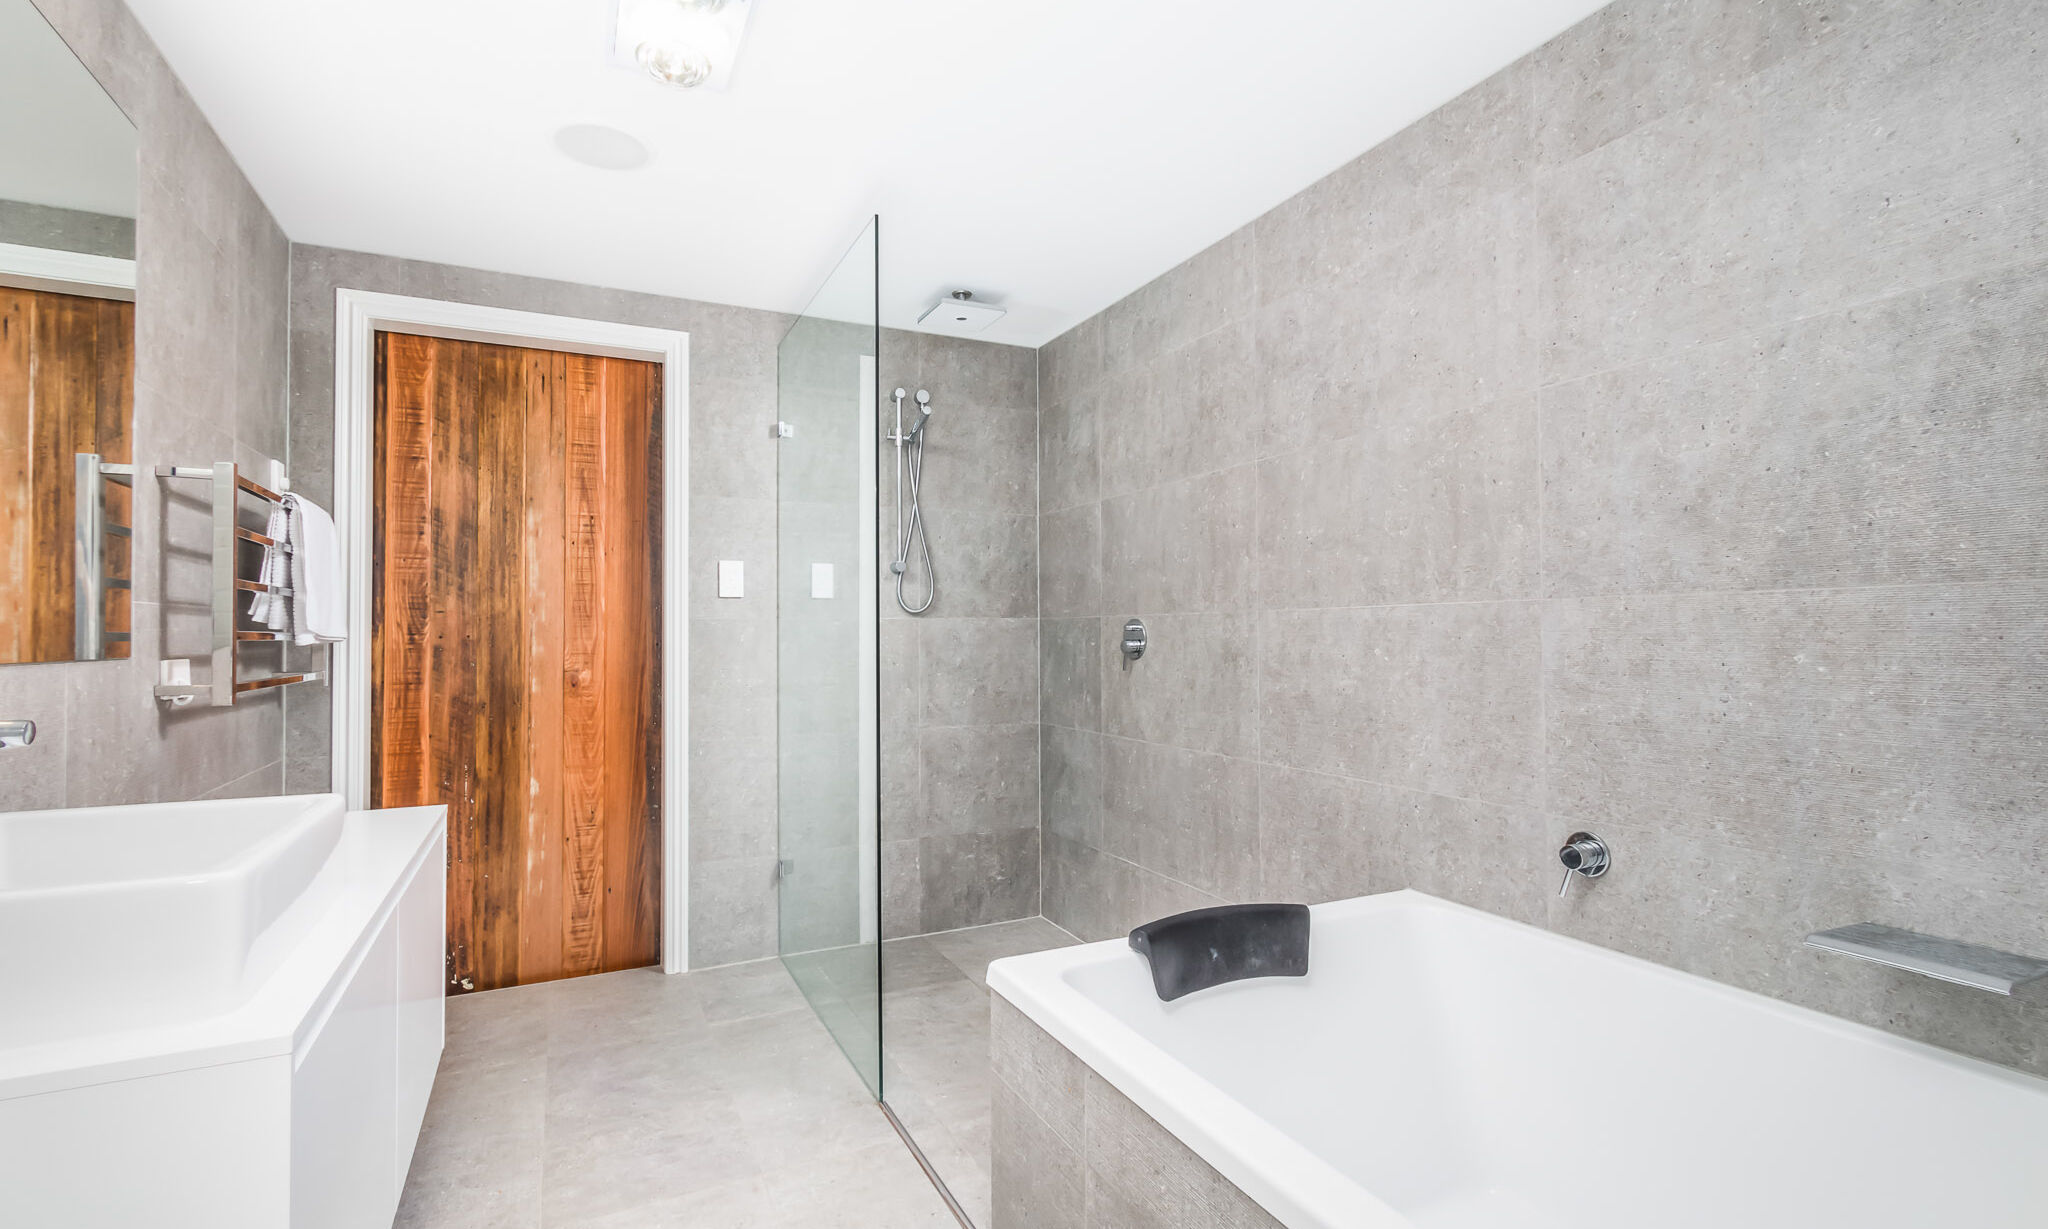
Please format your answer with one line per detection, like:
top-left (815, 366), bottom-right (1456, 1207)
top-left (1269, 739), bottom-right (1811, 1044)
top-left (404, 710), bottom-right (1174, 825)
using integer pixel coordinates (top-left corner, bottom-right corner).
top-left (1037, 0), bottom-right (2048, 1075)
top-left (990, 998), bottom-right (1282, 1229)
top-left (0, 0), bottom-right (293, 811)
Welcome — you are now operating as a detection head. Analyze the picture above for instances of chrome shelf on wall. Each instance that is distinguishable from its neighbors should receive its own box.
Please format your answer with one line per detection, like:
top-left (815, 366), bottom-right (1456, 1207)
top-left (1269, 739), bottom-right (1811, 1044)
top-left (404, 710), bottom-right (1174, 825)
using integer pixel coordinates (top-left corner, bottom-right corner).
top-left (152, 461), bottom-right (326, 706)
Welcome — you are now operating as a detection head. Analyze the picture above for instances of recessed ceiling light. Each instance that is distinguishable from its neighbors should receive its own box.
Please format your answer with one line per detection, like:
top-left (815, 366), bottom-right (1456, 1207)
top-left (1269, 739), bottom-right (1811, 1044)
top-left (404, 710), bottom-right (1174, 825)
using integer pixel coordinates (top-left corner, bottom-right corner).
top-left (554, 124), bottom-right (651, 171)
top-left (614, 0), bottom-right (756, 91)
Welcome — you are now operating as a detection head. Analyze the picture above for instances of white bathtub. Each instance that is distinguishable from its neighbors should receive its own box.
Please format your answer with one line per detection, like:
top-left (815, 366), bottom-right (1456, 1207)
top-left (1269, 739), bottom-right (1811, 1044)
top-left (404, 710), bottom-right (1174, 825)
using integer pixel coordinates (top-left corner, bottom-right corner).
top-left (988, 891), bottom-right (2048, 1229)
top-left (0, 793), bottom-right (345, 1047)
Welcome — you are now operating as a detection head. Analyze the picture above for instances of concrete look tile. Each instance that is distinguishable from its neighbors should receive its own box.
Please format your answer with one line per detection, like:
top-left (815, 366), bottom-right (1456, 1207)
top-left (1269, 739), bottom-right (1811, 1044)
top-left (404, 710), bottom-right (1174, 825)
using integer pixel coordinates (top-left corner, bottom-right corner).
top-left (1101, 465), bottom-right (1255, 615)
top-left (1528, 0), bottom-right (1803, 168)
top-left (688, 857), bottom-right (778, 968)
top-left (918, 723), bottom-right (1039, 838)
top-left (1252, 284), bottom-right (1379, 458)
top-left (1100, 227), bottom-right (1255, 375)
top-left (882, 837), bottom-right (923, 939)
top-left (688, 618), bottom-right (776, 744)
top-left (1754, 3), bottom-right (2048, 321)
top-left (916, 509), bottom-right (1038, 619)
top-left (918, 827), bottom-right (1040, 931)
top-left (1542, 264), bottom-right (2048, 596)
top-left (1100, 612), bottom-right (1258, 760)
top-left (1038, 312), bottom-right (1104, 409)
top-left (917, 333), bottom-right (1039, 415)
top-left (928, 917), bottom-right (1078, 991)
top-left (1257, 394), bottom-right (1539, 609)
top-left (1535, 78), bottom-right (1778, 384)
top-left (689, 496), bottom-right (776, 622)
top-left (769, 1139), bottom-right (956, 1227)
top-left (882, 936), bottom-right (967, 995)
top-left (921, 618), bottom-right (1039, 727)
top-left (1083, 1073), bottom-right (1284, 1229)
top-left (1099, 322), bottom-right (1255, 500)
top-left (990, 996), bottom-right (1087, 1149)
top-left (1258, 53), bottom-right (1534, 308)
top-left (992, 1079), bottom-right (1084, 1229)
top-left (1040, 618), bottom-right (1102, 731)
top-left (690, 734), bottom-right (777, 863)
top-left (1040, 504), bottom-right (1102, 619)
top-left (1039, 390), bottom-right (1099, 514)
top-left (1041, 724), bottom-right (1103, 849)
top-left (915, 394), bottom-right (1040, 518)
top-left (1545, 585), bottom-right (2048, 885)
top-left (1101, 737), bottom-right (1260, 901)
top-left (1260, 602), bottom-right (1542, 807)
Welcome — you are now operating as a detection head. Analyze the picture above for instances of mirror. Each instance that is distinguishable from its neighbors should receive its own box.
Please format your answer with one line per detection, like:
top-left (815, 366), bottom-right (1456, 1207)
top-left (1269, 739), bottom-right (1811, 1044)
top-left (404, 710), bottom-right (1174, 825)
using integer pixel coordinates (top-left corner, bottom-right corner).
top-left (0, 0), bottom-right (139, 664)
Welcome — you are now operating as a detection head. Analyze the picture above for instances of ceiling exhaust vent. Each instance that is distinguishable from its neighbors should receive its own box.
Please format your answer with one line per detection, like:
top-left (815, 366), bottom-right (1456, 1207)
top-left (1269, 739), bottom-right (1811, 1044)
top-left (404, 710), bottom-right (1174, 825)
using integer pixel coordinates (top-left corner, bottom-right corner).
top-left (917, 290), bottom-right (1005, 337)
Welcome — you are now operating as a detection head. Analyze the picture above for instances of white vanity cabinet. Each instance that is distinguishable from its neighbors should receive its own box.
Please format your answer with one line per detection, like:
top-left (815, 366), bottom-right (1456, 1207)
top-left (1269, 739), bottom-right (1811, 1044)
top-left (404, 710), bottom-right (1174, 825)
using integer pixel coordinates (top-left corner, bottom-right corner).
top-left (290, 825), bottom-right (445, 1228)
top-left (0, 800), bottom-right (446, 1229)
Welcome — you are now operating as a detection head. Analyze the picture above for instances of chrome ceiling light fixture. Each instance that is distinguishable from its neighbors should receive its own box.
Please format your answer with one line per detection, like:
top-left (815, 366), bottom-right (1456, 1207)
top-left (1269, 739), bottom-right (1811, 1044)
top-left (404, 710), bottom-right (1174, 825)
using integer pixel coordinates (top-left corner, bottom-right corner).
top-left (614, 0), bottom-right (757, 91)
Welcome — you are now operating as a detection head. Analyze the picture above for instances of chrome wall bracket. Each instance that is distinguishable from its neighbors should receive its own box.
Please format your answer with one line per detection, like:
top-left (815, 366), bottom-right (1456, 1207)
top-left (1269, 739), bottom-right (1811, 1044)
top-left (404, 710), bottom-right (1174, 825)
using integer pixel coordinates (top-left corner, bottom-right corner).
top-left (0, 719), bottom-right (35, 749)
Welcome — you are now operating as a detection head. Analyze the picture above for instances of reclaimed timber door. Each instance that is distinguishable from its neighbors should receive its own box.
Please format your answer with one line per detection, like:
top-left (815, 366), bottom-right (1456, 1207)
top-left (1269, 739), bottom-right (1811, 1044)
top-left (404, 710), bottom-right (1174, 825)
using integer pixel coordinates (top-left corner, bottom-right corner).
top-left (0, 286), bottom-right (133, 663)
top-left (371, 331), bottom-right (661, 993)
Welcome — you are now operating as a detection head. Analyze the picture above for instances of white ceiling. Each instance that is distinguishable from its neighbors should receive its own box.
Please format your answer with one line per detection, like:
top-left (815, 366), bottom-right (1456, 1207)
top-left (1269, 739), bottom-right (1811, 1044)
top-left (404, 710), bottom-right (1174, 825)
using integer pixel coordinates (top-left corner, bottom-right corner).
top-left (2, 0), bottom-right (136, 218)
top-left (120, 0), bottom-right (1608, 346)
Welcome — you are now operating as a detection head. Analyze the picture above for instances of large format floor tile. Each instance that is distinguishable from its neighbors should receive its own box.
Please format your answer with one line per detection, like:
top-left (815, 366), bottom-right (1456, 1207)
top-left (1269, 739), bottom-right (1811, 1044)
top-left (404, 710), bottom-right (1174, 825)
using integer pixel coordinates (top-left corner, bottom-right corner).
top-left (884, 917), bottom-right (1081, 1227)
top-left (395, 959), bottom-right (951, 1229)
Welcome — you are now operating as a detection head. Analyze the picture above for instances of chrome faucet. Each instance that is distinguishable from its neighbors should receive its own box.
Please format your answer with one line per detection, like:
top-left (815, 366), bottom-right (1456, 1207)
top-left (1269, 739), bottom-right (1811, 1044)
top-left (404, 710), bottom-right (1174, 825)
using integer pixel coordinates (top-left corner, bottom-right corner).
top-left (1556, 832), bottom-right (1610, 897)
top-left (0, 719), bottom-right (36, 749)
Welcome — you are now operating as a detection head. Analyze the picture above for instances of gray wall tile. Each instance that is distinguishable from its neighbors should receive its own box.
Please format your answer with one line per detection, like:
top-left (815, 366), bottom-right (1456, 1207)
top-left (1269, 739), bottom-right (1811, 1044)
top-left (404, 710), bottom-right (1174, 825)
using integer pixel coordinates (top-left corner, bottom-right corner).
top-left (1100, 613), bottom-right (1257, 760)
top-left (0, 0), bottom-right (288, 810)
top-left (918, 724), bottom-right (1039, 839)
top-left (1032, 0), bottom-right (2048, 1077)
top-left (1259, 603), bottom-right (1542, 806)
top-left (1041, 726), bottom-right (1102, 849)
top-left (1101, 738), bottom-right (1259, 901)
top-left (1038, 391), bottom-right (1098, 514)
top-left (1039, 618), bottom-right (1101, 733)
top-left (1039, 505), bottom-right (1102, 619)
top-left (1257, 394), bottom-right (1539, 608)
top-left (921, 619), bottom-right (1038, 727)
top-left (1100, 467), bottom-right (1255, 615)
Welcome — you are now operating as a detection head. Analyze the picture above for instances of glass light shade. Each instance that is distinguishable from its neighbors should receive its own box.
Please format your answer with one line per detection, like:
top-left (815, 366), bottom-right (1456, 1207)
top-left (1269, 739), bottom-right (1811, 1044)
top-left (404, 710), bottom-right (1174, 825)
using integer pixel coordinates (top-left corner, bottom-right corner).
top-left (636, 38), bottom-right (711, 87)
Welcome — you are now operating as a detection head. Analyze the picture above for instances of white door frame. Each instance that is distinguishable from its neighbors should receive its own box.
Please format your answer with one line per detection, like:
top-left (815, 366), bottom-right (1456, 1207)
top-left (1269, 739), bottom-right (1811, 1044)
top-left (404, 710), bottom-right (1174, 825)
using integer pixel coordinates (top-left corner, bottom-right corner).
top-left (329, 288), bottom-right (690, 974)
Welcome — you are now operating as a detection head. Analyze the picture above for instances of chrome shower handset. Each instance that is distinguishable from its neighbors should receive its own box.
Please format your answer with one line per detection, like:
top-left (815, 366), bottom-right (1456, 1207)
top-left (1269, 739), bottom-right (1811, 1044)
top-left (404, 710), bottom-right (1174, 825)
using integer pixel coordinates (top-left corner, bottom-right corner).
top-left (890, 389), bottom-right (937, 613)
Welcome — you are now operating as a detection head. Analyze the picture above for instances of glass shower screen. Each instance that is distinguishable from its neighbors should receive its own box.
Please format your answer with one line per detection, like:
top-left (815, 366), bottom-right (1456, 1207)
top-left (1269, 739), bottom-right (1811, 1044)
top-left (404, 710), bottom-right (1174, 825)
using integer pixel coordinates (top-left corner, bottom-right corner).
top-left (775, 218), bottom-right (882, 1096)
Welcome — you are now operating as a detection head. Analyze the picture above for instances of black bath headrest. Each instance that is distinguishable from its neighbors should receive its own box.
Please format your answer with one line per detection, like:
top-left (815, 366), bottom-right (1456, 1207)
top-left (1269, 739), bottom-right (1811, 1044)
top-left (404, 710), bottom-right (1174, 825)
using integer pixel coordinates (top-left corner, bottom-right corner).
top-left (1129, 903), bottom-right (1311, 1002)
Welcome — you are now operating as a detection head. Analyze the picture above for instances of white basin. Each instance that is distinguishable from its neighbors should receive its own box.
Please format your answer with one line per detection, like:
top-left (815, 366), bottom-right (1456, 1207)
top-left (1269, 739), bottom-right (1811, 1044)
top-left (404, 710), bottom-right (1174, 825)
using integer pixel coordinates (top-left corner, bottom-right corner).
top-left (0, 793), bottom-right (345, 1047)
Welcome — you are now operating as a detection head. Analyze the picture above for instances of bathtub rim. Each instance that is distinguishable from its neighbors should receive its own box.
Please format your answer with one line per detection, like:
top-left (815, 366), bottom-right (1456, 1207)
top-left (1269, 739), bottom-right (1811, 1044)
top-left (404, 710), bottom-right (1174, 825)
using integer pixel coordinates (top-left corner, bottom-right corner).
top-left (987, 889), bottom-right (2048, 1229)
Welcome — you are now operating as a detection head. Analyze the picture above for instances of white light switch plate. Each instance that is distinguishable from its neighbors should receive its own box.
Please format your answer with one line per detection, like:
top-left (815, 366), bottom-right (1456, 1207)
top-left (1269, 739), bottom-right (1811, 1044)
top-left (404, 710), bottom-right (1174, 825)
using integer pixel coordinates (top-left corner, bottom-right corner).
top-left (717, 560), bottom-right (744, 598)
top-left (811, 563), bottom-right (835, 599)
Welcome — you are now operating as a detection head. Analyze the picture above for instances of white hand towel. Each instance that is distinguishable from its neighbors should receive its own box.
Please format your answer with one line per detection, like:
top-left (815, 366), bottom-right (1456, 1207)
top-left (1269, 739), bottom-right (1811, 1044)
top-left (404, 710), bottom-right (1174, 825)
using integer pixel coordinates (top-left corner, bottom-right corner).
top-left (249, 504), bottom-right (290, 629)
top-left (281, 494), bottom-right (345, 646)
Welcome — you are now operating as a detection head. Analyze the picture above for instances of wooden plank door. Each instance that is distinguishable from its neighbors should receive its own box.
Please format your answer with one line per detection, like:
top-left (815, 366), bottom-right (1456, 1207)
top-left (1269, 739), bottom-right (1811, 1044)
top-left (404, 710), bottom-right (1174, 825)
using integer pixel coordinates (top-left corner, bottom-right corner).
top-left (0, 286), bottom-right (132, 662)
top-left (371, 330), bottom-right (662, 994)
